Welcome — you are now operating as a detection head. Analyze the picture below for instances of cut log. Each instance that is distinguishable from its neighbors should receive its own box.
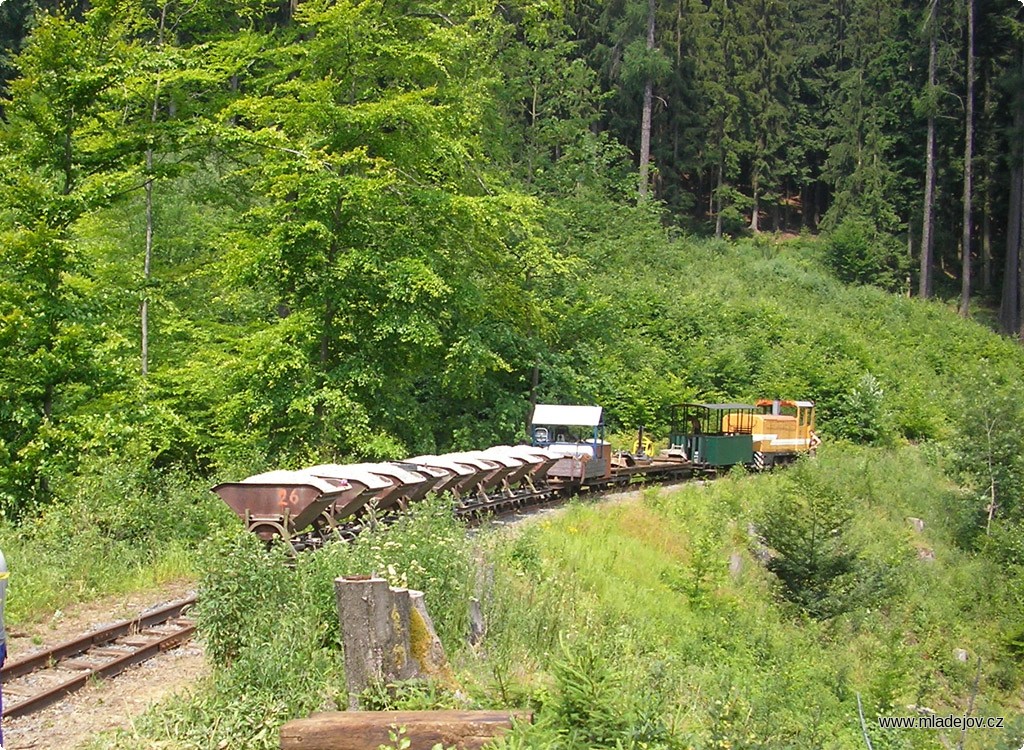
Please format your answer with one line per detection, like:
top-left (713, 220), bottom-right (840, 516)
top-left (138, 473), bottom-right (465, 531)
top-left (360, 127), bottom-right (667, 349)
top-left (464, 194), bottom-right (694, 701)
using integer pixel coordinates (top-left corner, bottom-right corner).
top-left (279, 709), bottom-right (531, 750)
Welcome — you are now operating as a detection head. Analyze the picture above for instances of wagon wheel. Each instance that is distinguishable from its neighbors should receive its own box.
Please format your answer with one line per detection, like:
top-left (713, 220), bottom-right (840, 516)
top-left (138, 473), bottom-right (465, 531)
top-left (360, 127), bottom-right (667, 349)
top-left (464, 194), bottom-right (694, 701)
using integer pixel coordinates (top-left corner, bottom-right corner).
top-left (317, 509), bottom-right (347, 542)
top-left (247, 519), bottom-right (289, 542)
top-left (245, 511), bottom-right (299, 555)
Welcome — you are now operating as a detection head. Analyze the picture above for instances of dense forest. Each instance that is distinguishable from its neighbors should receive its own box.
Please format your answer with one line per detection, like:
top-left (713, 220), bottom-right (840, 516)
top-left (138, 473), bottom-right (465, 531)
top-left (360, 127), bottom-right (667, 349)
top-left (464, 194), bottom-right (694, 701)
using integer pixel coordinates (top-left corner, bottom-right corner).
top-left (1, 0), bottom-right (1024, 520)
top-left (7, 4), bottom-right (1024, 746)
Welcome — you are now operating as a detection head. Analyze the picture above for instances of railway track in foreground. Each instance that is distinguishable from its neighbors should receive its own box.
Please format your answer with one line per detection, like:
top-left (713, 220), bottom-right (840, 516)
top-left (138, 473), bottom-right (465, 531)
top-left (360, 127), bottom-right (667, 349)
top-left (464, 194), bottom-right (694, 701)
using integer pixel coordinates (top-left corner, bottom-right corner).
top-left (1, 596), bottom-right (196, 719)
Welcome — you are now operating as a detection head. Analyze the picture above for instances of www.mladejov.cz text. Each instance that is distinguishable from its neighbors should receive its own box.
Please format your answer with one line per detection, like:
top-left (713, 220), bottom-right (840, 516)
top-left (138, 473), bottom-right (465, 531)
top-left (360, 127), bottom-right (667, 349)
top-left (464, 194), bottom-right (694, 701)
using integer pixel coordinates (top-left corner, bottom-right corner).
top-left (877, 715), bottom-right (1004, 730)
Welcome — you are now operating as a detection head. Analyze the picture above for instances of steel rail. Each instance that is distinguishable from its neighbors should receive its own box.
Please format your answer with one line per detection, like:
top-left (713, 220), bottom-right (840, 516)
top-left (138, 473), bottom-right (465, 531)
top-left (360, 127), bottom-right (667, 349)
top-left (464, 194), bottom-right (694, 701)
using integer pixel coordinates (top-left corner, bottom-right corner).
top-left (1, 596), bottom-right (197, 718)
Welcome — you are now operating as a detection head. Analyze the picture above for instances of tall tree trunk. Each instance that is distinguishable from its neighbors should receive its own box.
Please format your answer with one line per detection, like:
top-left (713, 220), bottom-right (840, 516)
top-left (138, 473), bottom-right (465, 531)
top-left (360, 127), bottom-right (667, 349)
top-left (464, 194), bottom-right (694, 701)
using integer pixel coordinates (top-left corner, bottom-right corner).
top-left (783, 183), bottom-right (791, 232)
top-left (906, 221), bottom-right (914, 296)
top-left (715, 160), bottom-right (724, 239)
top-left (1000, 46), bottom-right (1024, 334)
top-left (142, 148), bottom-right (153, 376)
top-left (638, 0), bottom-right (656, 201)
top-left (1000, 167), bottom-right (1022, 333)
top-left (142, 4), bottom-right (167, 377)
top-left (801, 183), bottom-right (809, 229)
top-left (814, 181), bottom-right (825, 230)
top-left (958, 0), bottom-right (974, 317)
top-left (749, 176), bottom-right (760, 232)
top-left (708, 171), bottom-right (714, 217)
top-left (918, 0), bottom-right (939, 299)
top-left (981, 57), bottom-right (994, 291)
top-left (1018, 160), bottom-right (1024, 337)
top-left (321, 298), bottom-right (336, 365)
top-left (982, 186), bottom-right (992, 291)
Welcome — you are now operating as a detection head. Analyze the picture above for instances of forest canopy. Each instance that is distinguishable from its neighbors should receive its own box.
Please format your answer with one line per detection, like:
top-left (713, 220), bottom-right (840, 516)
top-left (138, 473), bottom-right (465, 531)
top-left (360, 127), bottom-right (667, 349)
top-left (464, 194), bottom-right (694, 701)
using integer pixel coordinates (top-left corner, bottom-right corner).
top-left (0, 0), bottom-right (1023, 520)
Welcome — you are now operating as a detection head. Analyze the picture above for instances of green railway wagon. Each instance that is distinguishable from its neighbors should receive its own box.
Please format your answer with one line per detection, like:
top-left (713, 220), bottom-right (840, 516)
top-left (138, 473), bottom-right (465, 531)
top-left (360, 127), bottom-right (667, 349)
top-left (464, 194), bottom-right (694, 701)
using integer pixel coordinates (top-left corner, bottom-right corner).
top-left (669, 403), bottom-right (756, 468)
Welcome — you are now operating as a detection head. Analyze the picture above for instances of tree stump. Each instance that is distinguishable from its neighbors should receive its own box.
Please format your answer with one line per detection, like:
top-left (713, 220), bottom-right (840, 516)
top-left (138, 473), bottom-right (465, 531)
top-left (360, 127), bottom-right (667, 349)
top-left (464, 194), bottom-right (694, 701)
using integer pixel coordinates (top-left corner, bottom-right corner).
top-left (334, 577), bottom-right (450, 708)
top-left (409, 590), bottom-right (449, 677)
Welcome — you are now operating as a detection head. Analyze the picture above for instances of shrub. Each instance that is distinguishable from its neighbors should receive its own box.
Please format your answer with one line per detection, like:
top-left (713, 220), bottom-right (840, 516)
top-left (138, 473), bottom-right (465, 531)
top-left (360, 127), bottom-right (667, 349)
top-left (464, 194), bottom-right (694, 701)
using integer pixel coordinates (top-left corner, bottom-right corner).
top-left (829, 372), bottom-right (896, 445)
top-left (824, 216), bottom-right (909, 292)
top-left (0, 452), bottom-right (232, 623)
top-left (951, 379), bottom-right (1024, 534)
top-left (198, 495), bottom-right (472, 667)
top-left (550, 638), bottom-right (630, 748)
top-left (304, 495), bottom-right (473, 646)
top-left (758, 465), bottom-right (877, 619)
top-left (195, 528), bottom-right (297, 666)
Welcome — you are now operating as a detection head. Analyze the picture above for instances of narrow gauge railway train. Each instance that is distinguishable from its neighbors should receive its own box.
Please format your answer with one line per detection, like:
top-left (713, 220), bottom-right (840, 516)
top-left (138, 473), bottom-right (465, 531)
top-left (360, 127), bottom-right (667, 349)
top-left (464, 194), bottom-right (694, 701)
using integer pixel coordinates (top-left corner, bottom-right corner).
top-left (213, 400), bottom-right (817, 550)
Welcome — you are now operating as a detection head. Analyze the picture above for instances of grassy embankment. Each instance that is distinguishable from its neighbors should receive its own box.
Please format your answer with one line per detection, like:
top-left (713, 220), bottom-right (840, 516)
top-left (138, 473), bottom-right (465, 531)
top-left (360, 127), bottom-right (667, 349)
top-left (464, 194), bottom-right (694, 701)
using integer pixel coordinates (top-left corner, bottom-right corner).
top-left (91, 445), bottom-right (1024, 750)
top-left (0, 461), bottom-right (233, 624)
top-left (477, 446), bottom-right (1024, 749)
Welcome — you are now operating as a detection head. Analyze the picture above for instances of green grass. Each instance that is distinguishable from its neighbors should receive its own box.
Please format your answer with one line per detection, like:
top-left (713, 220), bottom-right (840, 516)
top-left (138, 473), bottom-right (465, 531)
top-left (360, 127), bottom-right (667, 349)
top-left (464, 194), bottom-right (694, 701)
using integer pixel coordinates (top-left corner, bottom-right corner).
top-left (0, 456), bottom-right (233, 624)
top-left (469, 446), bottom-right (1024, 749)
top-left (93, 495), bottom-right (475, 750)
top-left (75, 446), bottom-right (1024, 750)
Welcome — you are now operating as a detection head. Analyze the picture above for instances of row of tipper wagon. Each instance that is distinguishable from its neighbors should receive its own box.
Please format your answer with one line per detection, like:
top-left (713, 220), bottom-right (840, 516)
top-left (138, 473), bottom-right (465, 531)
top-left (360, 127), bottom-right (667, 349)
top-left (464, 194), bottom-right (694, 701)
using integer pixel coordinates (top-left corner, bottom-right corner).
top-left (212, 403), bottom-right (716, 549)
top-left (213, 401), bottom-right (819, 550)
top-left (213, 445), bottom-right (584, 550)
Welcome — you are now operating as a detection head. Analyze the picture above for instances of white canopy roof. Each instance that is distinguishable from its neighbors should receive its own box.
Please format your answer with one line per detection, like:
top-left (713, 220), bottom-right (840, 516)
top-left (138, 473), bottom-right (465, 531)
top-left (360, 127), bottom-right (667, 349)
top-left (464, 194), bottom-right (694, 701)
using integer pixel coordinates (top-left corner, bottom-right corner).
top-left (531, 404), bottom-right (603, 427)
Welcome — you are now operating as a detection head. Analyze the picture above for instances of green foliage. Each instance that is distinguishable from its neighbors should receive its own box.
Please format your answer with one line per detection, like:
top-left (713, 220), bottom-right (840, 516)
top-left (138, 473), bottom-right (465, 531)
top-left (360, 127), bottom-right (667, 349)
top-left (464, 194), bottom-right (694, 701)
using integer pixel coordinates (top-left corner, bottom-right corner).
top-left (0, 6), bottom-right (140, 514)
top-left (477, 446), bottom-right (1021, 749)
top-left (0, 0), bottom-right (1020, 527)
top-left (950, 374), bottom-right (1024, 535)
top-left (0, 451), bottom-right (229, 623)
top-left (829, 372), bottom-right (895, 445)
top-left (541, 229), bottom-right (1018, 451)
top-left (195, 528), bottom-right (296, 667)
top-left (824, 216), bottom-right (910, 292)
top-left (305, 496), bottom-right (473, 646)
top-left (180, 0), bottom-right (566, 465)
top-left (549, 638), bottom-right (630, 748)
top-left (621, 40), bottom-right (671, 88)
top-left (103, 496), bottom-right (472, 749)
top-left (198, 494), bottom-right (471, 668)
top-left (758, 463), bottom-right (877, 619)
top-left (0, 3), bottom-right (1022, 747)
